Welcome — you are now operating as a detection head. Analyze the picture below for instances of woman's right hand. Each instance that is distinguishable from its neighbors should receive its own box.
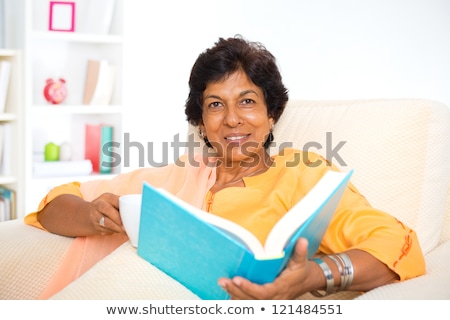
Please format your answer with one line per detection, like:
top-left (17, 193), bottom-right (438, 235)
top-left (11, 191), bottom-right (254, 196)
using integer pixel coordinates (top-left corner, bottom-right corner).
top-left (37, 193), bottom-right (125, 237)
top-left (89, 193), bottom-right (125, 235)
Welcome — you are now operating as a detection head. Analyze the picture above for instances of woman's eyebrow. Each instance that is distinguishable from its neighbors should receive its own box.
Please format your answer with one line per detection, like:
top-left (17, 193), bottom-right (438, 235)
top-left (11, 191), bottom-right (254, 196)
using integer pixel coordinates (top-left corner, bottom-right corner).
top-left (240, 89), bottom-right (259, 97)
top-left (204, 90), bottom-right (259, 100)
top-left (203, 94), bottom-right (222, 100)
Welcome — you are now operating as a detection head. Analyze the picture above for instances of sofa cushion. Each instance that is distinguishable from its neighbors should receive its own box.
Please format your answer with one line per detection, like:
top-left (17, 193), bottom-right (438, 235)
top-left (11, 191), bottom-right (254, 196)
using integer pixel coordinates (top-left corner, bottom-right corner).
top-left (272, 99), bottom-right (450, 254)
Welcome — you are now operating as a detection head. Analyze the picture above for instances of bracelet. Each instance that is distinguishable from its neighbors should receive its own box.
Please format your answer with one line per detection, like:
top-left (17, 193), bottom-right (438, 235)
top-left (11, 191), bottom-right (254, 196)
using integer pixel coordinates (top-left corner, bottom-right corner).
top-left (328, 254), bottom-right (345, 290)
top-left (310, 258), bottom-right (335, 297)
top-left (335, 253), bottom-right (354, 291)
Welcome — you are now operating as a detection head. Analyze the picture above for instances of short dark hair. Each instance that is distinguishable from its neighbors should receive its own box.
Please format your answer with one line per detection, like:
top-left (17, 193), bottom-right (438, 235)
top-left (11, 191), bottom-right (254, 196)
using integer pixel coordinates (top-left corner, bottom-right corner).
top-left (185, 36), bottom-right (289, 127)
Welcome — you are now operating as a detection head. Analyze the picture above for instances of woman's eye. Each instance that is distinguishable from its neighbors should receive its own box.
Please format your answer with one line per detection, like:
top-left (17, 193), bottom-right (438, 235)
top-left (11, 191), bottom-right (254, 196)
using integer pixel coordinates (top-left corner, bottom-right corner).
top-left (208, 101), bottom-right (222, 108)
top-left (241, 98), bottom-right (255, 105)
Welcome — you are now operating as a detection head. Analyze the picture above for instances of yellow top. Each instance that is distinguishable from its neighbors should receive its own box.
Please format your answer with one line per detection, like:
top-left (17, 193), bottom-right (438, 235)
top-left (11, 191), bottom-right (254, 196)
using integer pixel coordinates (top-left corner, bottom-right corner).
top-left (25, 148), bottom-right (425, 281)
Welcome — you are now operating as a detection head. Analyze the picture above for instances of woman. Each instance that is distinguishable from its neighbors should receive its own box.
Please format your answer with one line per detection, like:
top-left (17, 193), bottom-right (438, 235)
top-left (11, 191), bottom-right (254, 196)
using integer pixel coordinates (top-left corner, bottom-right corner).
top-left (25, 36), bottom-right (425, 299)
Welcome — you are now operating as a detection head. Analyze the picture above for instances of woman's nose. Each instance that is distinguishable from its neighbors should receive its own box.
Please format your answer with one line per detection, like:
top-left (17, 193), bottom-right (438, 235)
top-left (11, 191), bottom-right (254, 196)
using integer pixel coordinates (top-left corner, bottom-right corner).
top-left (223, 106), bottom-right (243, 127)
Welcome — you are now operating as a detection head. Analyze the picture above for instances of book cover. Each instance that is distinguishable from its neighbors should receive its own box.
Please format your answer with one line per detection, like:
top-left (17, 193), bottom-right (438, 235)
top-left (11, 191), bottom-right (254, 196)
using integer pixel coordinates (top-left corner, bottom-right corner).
top-left (85, 124), bottom-right (114, 173)
top-left (82, 60), bottom-right (116, 106)
top-left (0, 60), bottom-right (11, 113)
top-left (137, 169), bottom-right (353, 299)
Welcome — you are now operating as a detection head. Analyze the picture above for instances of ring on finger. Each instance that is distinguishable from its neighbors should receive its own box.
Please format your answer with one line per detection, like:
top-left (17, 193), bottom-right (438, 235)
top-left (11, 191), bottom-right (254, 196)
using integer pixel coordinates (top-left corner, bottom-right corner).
top-left (99, 216), bottom-right (105, 227)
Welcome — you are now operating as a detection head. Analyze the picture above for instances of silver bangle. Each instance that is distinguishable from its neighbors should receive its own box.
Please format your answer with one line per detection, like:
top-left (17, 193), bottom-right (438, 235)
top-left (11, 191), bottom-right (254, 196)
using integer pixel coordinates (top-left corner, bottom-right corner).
top-left (336, 253), bottom-right (354, 291)
top-left (328, 254), bottom-right (346, 290)
top-left (310, 258), bottom-right (335, 297)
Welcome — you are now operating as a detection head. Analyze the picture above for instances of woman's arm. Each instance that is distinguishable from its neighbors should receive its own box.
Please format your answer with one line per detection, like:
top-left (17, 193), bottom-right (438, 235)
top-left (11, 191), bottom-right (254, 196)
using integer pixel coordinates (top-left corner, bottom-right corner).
top-left (37, 193), bottom-right (125, 237)
top-left (218, 239), bottom-right (399, 299)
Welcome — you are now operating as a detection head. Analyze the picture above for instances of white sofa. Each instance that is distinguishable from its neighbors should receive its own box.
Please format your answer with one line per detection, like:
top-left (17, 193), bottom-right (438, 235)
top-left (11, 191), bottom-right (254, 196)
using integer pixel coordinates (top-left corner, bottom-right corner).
top-left (1, 98), bottom-right (449, 300)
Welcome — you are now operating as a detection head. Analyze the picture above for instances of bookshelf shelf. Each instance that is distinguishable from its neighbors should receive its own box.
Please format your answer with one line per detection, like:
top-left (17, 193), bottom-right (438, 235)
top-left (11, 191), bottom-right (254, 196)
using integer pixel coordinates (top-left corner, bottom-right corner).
top-left (0, 49), bottom-right (17, 56)
top-left (0, 113), bottom-right (17, 121)
top-left (0, 176), bottom-right (16, 184)
top-left (31, 105), bottom-right (123, 114)
top-left (31, 31), bottom-right (124, 44)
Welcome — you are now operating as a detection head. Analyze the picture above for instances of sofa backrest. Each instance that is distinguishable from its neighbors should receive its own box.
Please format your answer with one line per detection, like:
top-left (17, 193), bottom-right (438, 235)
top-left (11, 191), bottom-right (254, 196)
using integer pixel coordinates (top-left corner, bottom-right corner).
top-left (187, 99), bottom-right (450, 254)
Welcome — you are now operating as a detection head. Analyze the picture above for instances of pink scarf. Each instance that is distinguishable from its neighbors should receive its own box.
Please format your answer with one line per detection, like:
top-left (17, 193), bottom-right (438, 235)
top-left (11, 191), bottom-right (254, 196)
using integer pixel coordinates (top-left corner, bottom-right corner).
top-left (39, 154), bottom-right (216, 299)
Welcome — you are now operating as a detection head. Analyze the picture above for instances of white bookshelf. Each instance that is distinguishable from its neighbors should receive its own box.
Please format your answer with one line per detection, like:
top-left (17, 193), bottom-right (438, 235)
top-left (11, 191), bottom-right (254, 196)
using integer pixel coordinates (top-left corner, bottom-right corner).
top-left (0, 49), bottom-right (23, 219)
top-left (5, 0), bottom-right (124, 217)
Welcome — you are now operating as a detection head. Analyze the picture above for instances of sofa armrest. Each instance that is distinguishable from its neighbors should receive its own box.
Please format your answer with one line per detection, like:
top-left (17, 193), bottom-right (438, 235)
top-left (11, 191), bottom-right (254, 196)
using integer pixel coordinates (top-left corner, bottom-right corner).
top-left (49, 241), bottom-right (200, 299)
top-left (0, 219), bottom-right (73, 299)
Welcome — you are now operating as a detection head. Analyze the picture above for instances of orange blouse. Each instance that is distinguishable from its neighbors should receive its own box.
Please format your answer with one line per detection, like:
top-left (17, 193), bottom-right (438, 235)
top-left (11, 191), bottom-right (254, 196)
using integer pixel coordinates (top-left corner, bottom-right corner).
top-left (25, 148), bottom-right (425, 282)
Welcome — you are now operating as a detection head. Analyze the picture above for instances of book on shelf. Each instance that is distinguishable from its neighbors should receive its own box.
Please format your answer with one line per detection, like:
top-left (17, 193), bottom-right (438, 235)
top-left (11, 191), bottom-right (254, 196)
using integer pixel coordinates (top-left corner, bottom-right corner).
top-left (0, 185), bottom-right (16, 221)
top-left (85, 123), bottom-right (114, 174)
top-left (0, 196), bottom-right (6, 222)
top-left (33, 160), bottom-right (93, 178)
top-left (0, 60), bottom-right (11, 113)
top-left (0, 123), bottom-right (11, 176)
top-left (83, 59), bottom-right (116, 106)
top-left (137, 169), bottom-right (353, 300)
top-left (0, 124), bottom-right (4, 171)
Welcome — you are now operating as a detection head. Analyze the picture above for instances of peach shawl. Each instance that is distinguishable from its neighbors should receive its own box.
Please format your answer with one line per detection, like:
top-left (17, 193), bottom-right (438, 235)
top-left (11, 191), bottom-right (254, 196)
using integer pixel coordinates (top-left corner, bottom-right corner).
top-left (32, 154), bottom-right (216, 299)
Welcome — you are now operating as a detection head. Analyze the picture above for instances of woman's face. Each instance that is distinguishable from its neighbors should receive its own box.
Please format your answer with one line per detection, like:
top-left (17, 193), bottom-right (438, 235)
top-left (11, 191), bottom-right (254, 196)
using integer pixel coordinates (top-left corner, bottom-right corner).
top-left (200, 70), bottom-right (274, 165)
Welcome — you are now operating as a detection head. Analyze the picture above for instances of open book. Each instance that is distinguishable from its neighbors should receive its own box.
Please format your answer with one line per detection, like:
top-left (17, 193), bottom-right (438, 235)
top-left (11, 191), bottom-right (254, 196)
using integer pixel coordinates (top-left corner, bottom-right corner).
top-left (137, 169), bottom-right (353, 299)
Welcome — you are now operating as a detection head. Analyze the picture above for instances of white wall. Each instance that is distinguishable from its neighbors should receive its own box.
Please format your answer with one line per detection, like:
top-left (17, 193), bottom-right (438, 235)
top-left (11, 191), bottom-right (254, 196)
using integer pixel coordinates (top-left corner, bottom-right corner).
top-left (122, 0), bottom-right (450, 169)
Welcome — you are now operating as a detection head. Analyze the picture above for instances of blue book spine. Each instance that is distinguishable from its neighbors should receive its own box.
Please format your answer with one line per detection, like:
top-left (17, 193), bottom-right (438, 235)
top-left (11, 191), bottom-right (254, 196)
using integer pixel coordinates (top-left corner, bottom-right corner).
top-left (100, 125), bottom-right (113, 174)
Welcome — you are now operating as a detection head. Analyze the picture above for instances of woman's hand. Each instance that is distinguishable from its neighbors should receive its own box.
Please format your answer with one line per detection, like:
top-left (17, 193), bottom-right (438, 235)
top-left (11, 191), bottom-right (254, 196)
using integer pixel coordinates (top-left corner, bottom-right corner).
top-left (218, 238), bottom-right (320, 299)
top-left (218, 237), bottom-right (401, 300)
top-left (89, 193), bottom-right (125, 235)
top-left (38, 193), bottom-right (126, 237)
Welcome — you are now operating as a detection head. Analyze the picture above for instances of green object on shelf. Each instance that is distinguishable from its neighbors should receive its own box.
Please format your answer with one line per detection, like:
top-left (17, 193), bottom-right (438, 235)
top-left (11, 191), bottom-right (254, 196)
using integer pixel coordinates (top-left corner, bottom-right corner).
top-left (100, 126), bottom-right (113, 174)
top-left (44, 142), bottom-right (59, 161)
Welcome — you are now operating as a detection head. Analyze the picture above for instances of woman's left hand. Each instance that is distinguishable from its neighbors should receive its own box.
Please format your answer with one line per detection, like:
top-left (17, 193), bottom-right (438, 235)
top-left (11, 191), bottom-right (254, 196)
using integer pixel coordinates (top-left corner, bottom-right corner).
top-left (218, 238), bottom-right (316, 300)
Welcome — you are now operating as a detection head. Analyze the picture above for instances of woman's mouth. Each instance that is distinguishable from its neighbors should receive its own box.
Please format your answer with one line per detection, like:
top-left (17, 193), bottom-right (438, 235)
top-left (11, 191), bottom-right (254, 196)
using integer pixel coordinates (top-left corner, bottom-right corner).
top-left (224, 134), bottom-right (250, 144)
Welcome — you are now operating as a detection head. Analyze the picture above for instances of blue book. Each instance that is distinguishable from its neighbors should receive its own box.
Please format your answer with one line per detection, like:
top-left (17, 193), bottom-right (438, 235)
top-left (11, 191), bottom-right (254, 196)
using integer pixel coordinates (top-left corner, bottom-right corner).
top-left (99, 125), bottom-right (113, 174)
top-left (137, 169), bottom-right (353, 300)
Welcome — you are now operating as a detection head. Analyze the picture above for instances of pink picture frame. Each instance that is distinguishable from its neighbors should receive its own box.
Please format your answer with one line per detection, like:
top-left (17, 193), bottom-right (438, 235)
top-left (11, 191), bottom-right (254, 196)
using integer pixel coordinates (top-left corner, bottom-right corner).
top-left (49, 1), bottom-right (76, 32)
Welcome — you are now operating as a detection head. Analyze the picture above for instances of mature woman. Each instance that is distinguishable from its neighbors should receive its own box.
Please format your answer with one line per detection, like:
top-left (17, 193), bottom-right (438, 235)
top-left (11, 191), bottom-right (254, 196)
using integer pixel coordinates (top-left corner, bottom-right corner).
top-left (25, 36), bottom-right (425, 300)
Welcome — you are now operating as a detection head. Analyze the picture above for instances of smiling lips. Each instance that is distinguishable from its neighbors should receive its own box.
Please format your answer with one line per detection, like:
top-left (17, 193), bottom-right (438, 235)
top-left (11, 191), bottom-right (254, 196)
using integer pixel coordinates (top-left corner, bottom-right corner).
top-left (225, 135), bottom-right (248, 140)
top-left (224, 134), bottom-right (250, 144)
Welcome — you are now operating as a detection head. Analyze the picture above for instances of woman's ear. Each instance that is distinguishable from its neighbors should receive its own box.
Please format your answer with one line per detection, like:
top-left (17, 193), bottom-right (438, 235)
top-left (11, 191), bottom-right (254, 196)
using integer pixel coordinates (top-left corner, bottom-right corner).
top-left (199, 122), bottom-right (205, 136)
top-left (269, 117), bottom-right (275, 129)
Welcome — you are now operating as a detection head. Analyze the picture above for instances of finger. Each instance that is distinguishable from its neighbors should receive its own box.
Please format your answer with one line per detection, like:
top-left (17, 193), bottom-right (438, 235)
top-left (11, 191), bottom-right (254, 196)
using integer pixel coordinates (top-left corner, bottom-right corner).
top-left (222, 276), bottom-right (276, 300)
top-left (97, 214), bottom-right (124, 234)
top-left (95, 194), bottom-right (123, 228)
top-left (286, 237), bottom-right (309, 270)
top-left (92, 200), bottom-right (125, 235)
top-left (105, 192), bottom-right (120, 210)
top-left (218, 278), bottom-right (257, 300)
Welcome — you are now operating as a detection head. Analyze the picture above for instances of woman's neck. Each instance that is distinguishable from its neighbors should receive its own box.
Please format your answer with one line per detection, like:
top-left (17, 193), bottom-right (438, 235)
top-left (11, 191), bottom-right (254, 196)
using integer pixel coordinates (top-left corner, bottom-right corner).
top-left (211, 151), bottom-right (273, 192)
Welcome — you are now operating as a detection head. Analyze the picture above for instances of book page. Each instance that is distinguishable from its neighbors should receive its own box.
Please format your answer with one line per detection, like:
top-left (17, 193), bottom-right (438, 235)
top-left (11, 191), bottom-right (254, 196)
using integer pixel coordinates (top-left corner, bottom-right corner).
top-left (264, 170), bottom-right (352, 256)
top-left (155, 188), bottom-right (266, 256)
